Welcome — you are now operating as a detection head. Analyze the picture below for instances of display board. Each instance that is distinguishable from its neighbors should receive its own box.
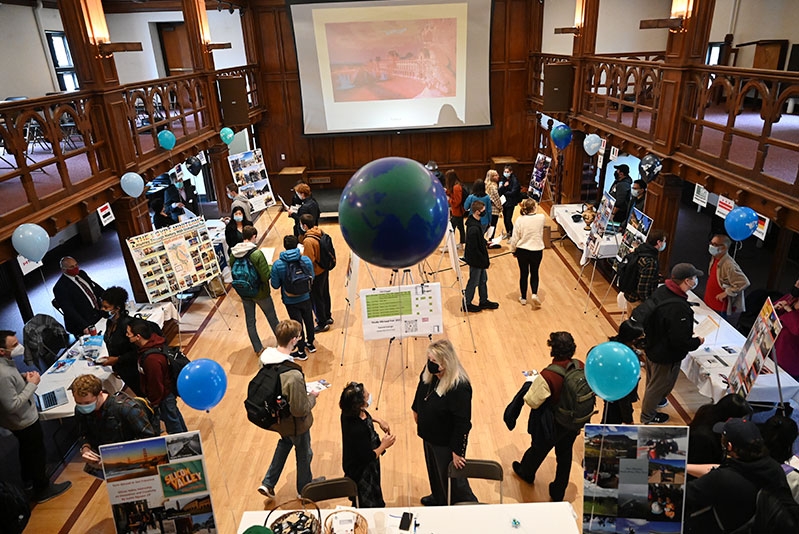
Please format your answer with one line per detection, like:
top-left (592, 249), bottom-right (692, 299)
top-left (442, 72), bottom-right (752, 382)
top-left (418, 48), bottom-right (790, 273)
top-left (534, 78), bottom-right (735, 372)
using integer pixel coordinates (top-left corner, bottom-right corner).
top-left (583, 191), bottom-right (616, 262)
top-left (529, 153), bottom-right (552, 200)
top-left (127, 218), bottom-right (221, 303)
top-left (227, 149), bottom-right (275, 213)
top-left (100, 431), bottom-right (217, 534)
top-left (583, 424), bottom-right (688, 534)
top-left (727, 298), bottom-right (783, 397)
top-left (359, 283), bottom-right (443, 340)
top-left (615, 208), bottom-right (654, 264)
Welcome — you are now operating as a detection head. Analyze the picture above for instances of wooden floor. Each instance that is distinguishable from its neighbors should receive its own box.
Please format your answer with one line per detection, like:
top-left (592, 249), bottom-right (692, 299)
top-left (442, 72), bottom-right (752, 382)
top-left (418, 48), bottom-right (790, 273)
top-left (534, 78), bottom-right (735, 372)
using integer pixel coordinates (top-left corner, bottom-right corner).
top-left (27, 203), bottom-right (711, 533)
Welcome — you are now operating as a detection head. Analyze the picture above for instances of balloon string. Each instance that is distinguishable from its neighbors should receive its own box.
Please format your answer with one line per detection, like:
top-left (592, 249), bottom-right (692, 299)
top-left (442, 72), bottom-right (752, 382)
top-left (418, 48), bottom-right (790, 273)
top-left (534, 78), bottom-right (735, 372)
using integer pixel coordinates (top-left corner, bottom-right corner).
top-left (588, 407), bottom-right (609, 530)
top-left (206, 416), bottom-right (237, 531)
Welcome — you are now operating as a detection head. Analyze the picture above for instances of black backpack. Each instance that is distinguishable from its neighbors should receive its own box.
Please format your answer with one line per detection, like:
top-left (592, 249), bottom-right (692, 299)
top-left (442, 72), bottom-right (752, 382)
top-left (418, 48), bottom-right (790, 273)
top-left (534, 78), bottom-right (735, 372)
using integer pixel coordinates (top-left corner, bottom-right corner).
top-left (616, 250), bottom-right (642, 294)
top-left (308, 233), bottom-right (337, 271)
top-left (545, 359), bottom-right (597, 431)
top-left (142, 346), bottom-right (191, 395)
top-left (727, 485), bottom-right (799, 534)
top-left (631, 295), bottom-right (686, 327)
top-left (284, 258), bottom-right (313, 296)
top-left (244, 362), bottom-right (302, 431)
top-left (460, 182), bottom-right (471, 209)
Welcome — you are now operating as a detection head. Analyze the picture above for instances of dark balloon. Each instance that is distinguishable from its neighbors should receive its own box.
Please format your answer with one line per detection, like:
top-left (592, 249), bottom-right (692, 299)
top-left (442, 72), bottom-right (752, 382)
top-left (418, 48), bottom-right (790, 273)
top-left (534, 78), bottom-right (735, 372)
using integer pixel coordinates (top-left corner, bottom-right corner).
top-left (185, 156), bottom-right (203, 176)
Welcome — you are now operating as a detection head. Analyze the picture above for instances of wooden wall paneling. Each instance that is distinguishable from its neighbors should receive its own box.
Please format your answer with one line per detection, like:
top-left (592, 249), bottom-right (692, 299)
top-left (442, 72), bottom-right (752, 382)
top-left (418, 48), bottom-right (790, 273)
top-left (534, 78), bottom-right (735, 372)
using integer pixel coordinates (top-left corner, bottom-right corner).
top-left (507, 0), bottom-right (532, 62)
top-left (259, 10), bottom-right (283, 73)
top-left (388, 134), bottom-right (411, 159)
top-left (285, 79), bottom-right (311, 167)
top-left (278, 9), bottom-right (298, 73)
top-left (445, 130), bottom-right (465, 164)
top-left (462, 129), bottom-right (486, 164)
top-left (331, 136), bottom-right (353, 169)
top-left (369, 134), bottom-right (391, 162)
top-left (487, 70), bottom-right (507, 156)
top-left (491, 0), bottom-right (508, 64)
top-left (505, 69), bottom-right (529, 155)
top-left (410, 133), bottom-right (431, 165)
top-left (307, 137), bottom-right (329, 169)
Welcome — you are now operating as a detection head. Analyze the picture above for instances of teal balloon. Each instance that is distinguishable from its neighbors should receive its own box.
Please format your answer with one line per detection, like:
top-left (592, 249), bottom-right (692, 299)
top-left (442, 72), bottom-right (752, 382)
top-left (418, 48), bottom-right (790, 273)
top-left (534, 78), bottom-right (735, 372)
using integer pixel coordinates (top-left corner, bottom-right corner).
top-left (157, 129), bottom-right (176, 150)
top-left (585, 341), bottom-right (640, 402)
top-left (220, 127), bottom-right (235, 145)
top-left (338, 157), bottom-right (449, 269)
top-left (12, 223), bottom-right (50, 262)
top-left (551, 124), bottom-right (573, 150)
top-left (724, 207), bottom-right (758, 241)
top-left (177, 359), bottom-right (227, 411)
top-left (120, 172), bottom-right (144, 197)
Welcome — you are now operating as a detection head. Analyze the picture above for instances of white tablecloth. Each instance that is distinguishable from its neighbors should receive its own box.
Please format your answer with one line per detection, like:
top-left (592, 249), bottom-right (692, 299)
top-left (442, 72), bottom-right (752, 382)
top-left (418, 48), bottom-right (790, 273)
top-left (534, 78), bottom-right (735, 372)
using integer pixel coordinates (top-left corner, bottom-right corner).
top-left (680, 292), bottom-right (799, 403)
top-left (238, 502), bottom-right (578, 534)
top-left (550, 204), bottom-right (619, 259)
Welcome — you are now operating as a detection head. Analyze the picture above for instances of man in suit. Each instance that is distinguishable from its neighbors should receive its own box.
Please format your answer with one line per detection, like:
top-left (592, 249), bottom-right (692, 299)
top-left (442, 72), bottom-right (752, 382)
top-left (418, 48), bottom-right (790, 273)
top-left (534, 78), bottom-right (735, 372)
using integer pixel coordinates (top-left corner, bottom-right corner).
top-left (53, 256), bottom-right (104, 338)
top-left (163, 175), bottom-right (198, 222)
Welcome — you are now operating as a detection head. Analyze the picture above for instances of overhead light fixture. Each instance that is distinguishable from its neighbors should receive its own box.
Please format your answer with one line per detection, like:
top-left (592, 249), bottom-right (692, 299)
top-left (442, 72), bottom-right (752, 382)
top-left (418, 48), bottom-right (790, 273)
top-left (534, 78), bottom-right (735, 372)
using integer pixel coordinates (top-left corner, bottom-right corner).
top-left (640, 0), bottom-right (693, 33)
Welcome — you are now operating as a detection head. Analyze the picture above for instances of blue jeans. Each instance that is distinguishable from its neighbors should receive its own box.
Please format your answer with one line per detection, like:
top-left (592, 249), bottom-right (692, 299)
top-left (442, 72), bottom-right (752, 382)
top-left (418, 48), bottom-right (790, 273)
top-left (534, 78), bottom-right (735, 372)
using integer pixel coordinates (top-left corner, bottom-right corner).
top-left (262, 430), bottom-right (313, 494)
top-left (242, 294), bottom-right (280, 352)
top-left (464, 266), bottom-right (488, 305)
top-left (157, 393), bottom-right (187, 434)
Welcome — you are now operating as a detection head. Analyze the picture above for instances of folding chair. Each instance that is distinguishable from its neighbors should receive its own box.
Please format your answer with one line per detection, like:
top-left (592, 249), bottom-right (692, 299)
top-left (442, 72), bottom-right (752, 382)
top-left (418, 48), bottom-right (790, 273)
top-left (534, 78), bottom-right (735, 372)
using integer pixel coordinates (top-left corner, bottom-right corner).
top-left (447, 459), bottom-right (504, 504)
top-left (301, 477), bottom-right (359, 508)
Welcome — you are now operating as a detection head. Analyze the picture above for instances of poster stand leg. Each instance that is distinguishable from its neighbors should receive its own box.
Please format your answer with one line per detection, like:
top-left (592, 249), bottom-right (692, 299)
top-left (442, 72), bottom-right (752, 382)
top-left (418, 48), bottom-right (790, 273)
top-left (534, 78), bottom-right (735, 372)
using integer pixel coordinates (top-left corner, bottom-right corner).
top-left (375, 336), bottom-right (398, 410)
top-left (584, 258), bottom-right (600, 314)
top-left (172, 296), bottom-right (183, 347)
top-left (339, 298), bottom-right (352, 367)
top-left (770, 347), bottom-right (791, 416)
top-left (596, 273), bottom-right (618, 318)
top-left (202, 284), bottom-right (232, 331)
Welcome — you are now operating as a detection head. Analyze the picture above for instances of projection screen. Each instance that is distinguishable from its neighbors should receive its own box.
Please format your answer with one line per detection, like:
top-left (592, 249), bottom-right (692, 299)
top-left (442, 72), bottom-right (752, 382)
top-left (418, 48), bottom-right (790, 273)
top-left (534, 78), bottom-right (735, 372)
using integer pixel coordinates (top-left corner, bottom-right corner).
top-left (288, 0), bottom-right (493, 135)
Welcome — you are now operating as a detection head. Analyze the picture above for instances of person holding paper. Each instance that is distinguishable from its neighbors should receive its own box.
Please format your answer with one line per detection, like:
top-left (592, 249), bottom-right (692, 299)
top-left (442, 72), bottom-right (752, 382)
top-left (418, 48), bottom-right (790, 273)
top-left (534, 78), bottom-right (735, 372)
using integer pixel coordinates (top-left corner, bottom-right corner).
top-left (462, 201), bottom-right (499, 313)
top-left (498, 164), bottom-right (521, 238)
top-left (289, 183), bottom-right (320, 237)
top-left (163, 175), bottom-right (198, 222)
top-left (99, 286), bottom-right (141, 396)
top-left (704, 234), bottom-right (750, 319)
top-left (225, 205), bottom-right (253, 249)
top-left (509, 198), bottom-right (545, 308)
top-left (485, 170), bottom-right (503, 246)
top-left (773, 278), bottom-right (799, 380)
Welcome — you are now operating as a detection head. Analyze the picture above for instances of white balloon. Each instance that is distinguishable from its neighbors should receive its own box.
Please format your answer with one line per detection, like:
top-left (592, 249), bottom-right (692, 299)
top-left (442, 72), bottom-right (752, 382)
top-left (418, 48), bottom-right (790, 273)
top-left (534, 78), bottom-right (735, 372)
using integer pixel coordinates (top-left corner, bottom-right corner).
top-left (120, 172), bottom-right (145, 197)
top-left (12, 223), bottom-right (50, 262)
top-left (583, 134), bottom-right (602, 156)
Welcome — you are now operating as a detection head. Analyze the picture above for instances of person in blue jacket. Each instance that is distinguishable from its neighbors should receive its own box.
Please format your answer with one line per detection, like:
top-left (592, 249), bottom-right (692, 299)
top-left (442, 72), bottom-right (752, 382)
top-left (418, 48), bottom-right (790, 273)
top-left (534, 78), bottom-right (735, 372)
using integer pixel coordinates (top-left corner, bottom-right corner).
top-left (271, 235), bottom-right (316, 359)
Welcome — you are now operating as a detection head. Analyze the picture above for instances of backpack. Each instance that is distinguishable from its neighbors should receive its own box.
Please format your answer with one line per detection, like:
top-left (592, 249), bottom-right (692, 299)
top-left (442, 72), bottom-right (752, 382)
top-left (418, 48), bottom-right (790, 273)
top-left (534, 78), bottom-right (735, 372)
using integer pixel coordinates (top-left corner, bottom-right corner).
top-left (244, 362), bottom-right (302, 431)
top-left (142, 346), bottom-right (191, 395)
top-left (460, 182), bottom-right (471, 209)
top-left (23, 314), bottom-right (70, 368)
top-left (308, 233), bottom-right (337, 271)
top-left (631, 295), bottom-right (686, 327)
top-left (110, 392), bottom-right (159, 434)
top-left (284, 258), bottom-right (313, 296)
top-left (727, 485), bottom-right (799, 534)
top-left (231, 249), bottom-right (263, 298)
top-left (545, 359), bottom-right (597, 431)
top-left (616, 250), bottom-right (642, 294)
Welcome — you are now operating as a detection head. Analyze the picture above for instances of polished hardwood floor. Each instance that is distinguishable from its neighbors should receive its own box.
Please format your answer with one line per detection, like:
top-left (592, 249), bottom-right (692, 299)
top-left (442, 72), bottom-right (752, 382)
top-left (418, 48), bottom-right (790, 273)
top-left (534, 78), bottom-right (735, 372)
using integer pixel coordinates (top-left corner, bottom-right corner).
top-left (27, 204), bottom-right (710, 533)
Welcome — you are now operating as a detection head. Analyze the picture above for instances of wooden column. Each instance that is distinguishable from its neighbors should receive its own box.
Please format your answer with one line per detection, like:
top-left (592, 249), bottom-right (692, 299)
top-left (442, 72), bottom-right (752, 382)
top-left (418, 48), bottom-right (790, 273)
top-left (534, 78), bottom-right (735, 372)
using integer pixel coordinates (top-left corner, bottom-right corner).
top-left (111, 196), bottom-right (152, 302)
top-left (56, 0), bottom-right (120, 90)
top-left (208, 142), bottom-right (235, 217)
top-left (643, 174), bottom-right (683, 275)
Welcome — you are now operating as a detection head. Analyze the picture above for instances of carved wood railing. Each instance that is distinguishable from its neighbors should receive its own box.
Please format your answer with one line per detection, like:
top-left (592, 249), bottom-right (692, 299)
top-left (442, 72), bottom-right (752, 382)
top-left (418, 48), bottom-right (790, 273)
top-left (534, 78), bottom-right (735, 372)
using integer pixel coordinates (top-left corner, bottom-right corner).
top-left (595, 51), bottom-right (666, 62)
top-left (216, 64), bottom-right (260, 110)
top-left (527, 53), bottom-right (571, 105)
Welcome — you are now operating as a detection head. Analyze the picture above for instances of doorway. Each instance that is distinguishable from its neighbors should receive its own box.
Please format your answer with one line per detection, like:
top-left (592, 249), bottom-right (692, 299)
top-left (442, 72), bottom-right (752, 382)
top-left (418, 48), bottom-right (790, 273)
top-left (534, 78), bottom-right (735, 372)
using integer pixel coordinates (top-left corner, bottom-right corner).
top-left (157, 22), bottom-right (194, 76)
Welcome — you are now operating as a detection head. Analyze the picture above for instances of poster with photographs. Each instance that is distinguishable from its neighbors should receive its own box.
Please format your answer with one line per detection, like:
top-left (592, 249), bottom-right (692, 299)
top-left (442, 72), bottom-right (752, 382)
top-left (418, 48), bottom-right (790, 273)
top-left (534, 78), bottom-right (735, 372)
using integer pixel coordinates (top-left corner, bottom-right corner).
top-left (583, 425), bottom-right (688, 534)
top-left (584, 191), bottom-right (616, 258)
top-left (615, 208), bottom-right (654, 265)
top-left (227, 149), bottom-right (275, 213)
top-left (100, 431), bottom-right (217, 534)
top-left (127, 218), bottom-right (221, 303)
top-left (726, 298), bottom-right (783, 397)
top-left (529, 153), bottom-right (552, 200)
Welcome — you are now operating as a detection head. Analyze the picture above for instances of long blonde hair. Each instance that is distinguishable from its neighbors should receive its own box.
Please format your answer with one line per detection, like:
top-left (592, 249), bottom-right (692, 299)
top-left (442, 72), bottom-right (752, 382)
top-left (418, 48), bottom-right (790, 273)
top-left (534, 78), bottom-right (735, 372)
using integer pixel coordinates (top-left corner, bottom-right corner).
top-left (486, 169), bottom-right (499, 183)
top-left (422, 339), bottom-right (470, 395)
top-left (519, 198), bottom-right (538, 215)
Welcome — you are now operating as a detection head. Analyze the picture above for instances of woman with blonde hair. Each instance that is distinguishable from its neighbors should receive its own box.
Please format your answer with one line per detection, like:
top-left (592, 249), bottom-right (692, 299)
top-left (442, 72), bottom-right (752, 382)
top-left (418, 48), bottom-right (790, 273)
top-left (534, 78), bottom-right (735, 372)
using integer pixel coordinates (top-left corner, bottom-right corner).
top-left (485, 170), bottom-right (503, 245)
top-left (509, 198), bottom-right (546, 308)
top-left (411, 339), bottom-right (477, 505)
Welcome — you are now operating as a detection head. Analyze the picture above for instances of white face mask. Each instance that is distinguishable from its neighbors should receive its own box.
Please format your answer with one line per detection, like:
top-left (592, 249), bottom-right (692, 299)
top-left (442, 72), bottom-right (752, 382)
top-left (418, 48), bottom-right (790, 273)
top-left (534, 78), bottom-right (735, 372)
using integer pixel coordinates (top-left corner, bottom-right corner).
top-left (503, 172), bottom-right (511, 178)
top-left (10, 344), bottom-right (24, 358)
top-left (658, 241), bottom-right (667, 252)
top-left (631, 189), bottom-right (641, 198)
top-left (227, 192), bottom-right (235, 200)
top-left (708, 245), bottom-right (721, 256)
top-left (366, 393), bottom-right (372, 408)
top-left (689, 277), bottom-right (699, 291)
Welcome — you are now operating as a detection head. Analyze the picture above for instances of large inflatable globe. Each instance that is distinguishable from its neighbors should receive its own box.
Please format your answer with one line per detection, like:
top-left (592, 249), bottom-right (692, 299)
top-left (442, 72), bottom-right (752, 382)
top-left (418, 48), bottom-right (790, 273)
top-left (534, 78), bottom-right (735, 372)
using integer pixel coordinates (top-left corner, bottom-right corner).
top-left (339, 157), bottom-right (449, 269)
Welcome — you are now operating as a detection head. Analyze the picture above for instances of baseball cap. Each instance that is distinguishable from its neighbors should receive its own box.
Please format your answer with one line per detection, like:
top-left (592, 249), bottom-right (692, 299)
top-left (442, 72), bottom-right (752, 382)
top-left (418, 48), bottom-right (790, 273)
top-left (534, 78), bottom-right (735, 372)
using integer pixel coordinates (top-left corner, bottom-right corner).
top-left (671, 263), bottom-right (703, 280)
top-left (615, 164), bottom-right (630, 175)
top-left (712, 417), bottom-right (763, 447)
top-left (425, 160), bottom-right (438, 171)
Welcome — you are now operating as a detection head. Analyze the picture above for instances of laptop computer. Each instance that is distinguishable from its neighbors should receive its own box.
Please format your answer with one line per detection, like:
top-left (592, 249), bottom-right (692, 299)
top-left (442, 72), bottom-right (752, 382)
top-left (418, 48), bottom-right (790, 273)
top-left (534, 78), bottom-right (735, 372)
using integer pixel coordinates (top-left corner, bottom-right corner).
top-left (35, 387), bottom-right (69, 411)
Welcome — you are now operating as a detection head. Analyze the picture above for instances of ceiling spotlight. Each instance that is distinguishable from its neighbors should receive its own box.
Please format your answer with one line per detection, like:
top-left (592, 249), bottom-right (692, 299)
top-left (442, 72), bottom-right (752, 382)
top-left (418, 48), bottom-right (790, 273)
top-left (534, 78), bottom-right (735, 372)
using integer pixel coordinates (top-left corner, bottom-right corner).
top-left (217, 0), bottom-right (223, 11)
top-left (228, 3), bottom-right (235, 14)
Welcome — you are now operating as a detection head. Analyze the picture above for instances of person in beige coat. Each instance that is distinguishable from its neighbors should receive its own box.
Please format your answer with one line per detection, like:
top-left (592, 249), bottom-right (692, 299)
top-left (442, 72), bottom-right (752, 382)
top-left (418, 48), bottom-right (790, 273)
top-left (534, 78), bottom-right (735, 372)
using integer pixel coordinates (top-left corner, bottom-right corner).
top-left (703, 234), bottom-right (750, 318)
top-left (509, 198), bottom-right (546, 308)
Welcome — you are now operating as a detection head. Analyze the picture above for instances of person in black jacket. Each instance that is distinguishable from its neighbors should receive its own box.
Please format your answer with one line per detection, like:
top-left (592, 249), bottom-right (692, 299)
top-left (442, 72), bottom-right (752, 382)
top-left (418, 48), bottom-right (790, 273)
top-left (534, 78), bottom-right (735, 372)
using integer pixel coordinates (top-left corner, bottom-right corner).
top-left (53, 256), bottom-right (105, 338)
top-left (687, 393), bottom-right (752, 467)
top-left (163, 176), bottom-right (198, 222)
top-left (339, 381), bottom-right (395, 507)
top-left (498, 164), bottom-right (521, 238)
top-left (639, 263), bottom-right (705, 424)
top-left (150, 197), bottom-right (175, 230)
top-left (289, 183), bottom-right (320, 237)
top-left (463, 200), bottom-right (499, 313)
top-left (224, 206), bottom-right (252, 249)
top-left (608, 164), bottom-right (633, 223)
top-left (99, 286), bottom-right (141, 396)
top-left (412, 339), bottom-right (477, 506)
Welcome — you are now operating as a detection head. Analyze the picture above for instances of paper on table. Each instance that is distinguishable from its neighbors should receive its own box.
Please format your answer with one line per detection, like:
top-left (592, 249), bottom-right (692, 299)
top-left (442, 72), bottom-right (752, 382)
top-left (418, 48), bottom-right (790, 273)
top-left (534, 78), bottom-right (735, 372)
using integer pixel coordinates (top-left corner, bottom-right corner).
top-left (306, 379), bottom-right (331, 394)
top-left (694, 315), bottom-right (720, 339)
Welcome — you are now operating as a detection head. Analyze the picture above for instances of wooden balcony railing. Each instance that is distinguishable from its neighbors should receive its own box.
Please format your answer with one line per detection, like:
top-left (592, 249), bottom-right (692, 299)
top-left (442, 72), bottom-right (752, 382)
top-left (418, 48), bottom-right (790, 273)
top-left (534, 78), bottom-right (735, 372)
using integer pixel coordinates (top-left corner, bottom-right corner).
top-left (216, 64), bottom-right (260, 110)
top-left (527, 53), bottom-right (571, 105)
top-left (595, 51), bottom-right (666, 62)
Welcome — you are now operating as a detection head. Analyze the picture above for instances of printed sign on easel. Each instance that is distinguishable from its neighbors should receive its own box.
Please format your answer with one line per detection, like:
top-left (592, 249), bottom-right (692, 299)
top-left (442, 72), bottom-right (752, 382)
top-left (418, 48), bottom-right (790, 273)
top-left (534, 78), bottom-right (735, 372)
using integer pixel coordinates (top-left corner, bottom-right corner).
top-left (359, 283), bottom-right (444, 341)
top-left (529, 153), bottom-right (552, 200)
top-left (227, 148), bottom-right (275, 213)
top-left (616, 208), bottom-right (654, 264)
top-left (726, 298), bottom-right (783, 397)
top-left (584, 191), bottom-right (616, 260)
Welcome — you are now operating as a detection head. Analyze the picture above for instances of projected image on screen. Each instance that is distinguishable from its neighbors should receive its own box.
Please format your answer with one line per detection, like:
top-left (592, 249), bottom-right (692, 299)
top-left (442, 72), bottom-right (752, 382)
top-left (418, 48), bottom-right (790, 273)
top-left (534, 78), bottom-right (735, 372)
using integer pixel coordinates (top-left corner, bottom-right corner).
top-left (325, 18), bottom-right (457, 103)
top-left (290, 0), bottom-right (491, 135)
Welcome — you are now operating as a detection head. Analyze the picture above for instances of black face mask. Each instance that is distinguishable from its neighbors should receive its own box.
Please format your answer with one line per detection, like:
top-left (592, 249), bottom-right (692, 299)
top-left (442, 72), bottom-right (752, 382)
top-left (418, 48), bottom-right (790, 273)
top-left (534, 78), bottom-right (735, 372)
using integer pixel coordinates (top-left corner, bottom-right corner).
top-left (427, 360), bottom-right (440, 375)
top-left (791, 286), bottom-right (799, 298)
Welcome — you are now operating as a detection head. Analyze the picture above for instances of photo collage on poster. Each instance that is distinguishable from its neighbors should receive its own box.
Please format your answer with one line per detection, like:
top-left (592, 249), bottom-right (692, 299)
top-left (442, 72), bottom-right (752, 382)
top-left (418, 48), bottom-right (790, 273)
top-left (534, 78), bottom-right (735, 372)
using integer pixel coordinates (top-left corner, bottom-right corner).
top-left (585, 191), bottom-right (616, 258)
top-left (100, 431), bottom-right (217, 534)
top-left (529, 153), bottom-right (552, 201)
top-left (583, 424), bottom-right (689, 534)
top-left (615, 208), bottom-right (654, 265)
top-left (127, 218), bottom-right (221, 303)
top-left (726, 298), bottom-right (783, 397)
top-left (227, 149), bottom-right (275, 213)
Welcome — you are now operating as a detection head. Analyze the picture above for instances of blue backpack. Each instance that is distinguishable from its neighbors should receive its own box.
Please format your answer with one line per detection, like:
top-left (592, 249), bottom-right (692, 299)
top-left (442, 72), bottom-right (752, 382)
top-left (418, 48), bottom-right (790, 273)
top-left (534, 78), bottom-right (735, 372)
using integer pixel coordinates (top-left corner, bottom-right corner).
top-left (284, 258), bottom-right (313, 296)
top-left (231, 249), bottom-right (262, 298)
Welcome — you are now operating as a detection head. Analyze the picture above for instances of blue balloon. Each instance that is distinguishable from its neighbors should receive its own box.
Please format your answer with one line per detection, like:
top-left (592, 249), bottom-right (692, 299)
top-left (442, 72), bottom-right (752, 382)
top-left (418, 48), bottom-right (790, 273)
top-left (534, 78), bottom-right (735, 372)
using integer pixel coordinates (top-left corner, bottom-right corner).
top-left (177, 359), bottom-right (227, 411)
top-left (585, 342), bottom-right (641, 402)
top-left (551, 124), bottom-right (573, 150)
top-left (120, 172), bottom-right (144, 197)
top-left (158, 129), bottom-right (176, 150)
top-left (12, 223), bottom-right (50, 262)
top-left (220, 127), bottom-right (235, 145)
top-left (724, 206), bottom-right (758, 241)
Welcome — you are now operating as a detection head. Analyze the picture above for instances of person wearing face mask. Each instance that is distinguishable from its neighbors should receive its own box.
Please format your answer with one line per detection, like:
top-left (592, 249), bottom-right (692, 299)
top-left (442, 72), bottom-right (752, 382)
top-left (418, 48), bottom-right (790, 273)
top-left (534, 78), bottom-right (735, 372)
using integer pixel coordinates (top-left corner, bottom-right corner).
top-left (225, 206), bottom-right (253, 249)
top-left (622, 230), bottom-right (668, 312)
top-left (411, 339), bottom-right (477, 505)
top-left (53, 256), bottom-right (105, 338)
top-left (704, 234), bottom-right (750, 319)
top-left (601, 320), bottom-right (646, 424)
top-left (99, 287), bottom-right (141, 396)
top-left (289, 183), bottom-right (320, 237)
top-left (462, 200), bottom-right (499, 313)
top-left (773, 278), bottom-right (799, 380)
top-left (0, 330), bottom-right (72, 503)
top-left (463, 178), bottom-right (492, 233)
top-left (629, 179), bottom-right (647, 219)
top-left (639, 263), bottom-right (705, 424)
top-left (70, 374), bottom-right (158, 472)
top-left (608, 164), bottom-right (633, 223)
top-left (163, 174), bottom-right (198, 222)
top-left (339, 381), bottom-right (395, 507)
top-left (498, 164), bottom-right (521, 238)
top-left (226, 182), bottom-right (253, 221)
top-left (150, 197), bottom-right (175, 230)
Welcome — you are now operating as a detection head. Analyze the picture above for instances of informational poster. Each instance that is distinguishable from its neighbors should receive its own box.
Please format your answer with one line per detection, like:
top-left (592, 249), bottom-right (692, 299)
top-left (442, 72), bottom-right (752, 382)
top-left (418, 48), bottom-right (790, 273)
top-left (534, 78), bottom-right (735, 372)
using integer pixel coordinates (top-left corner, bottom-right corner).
top-left (127, 218), bottom-right (221, 303)
top-left (727, 298), bottom-right (782, 397)
top-left (753, 212), bottom-right (770, 241)
top-left (98, 203), bottom-right (115, 226)
top-left (692, 184), bottom-right (708, 207)
top-left (583, 424), bottom-right (688, 534)
top-left (17, 254), bottom-right (43, 275)
top-left (715, 195), bottom-right (735, 218)
top-left (101, 431), bottom-right (217, 534)
top-left (609, 146), bottom-right (619, 160)
top-left (615, 208), bottom-right (654, 265)
top-left (227, 149), bottom-right (275, 213)
top-left (584, 191), bottom-right (616, 259)
top-left (359, 283), bottom-right (443, 341)
top-left (345, 252), bottom-right (361, 305)
top-left (529, 153), bottom-right (552, 200)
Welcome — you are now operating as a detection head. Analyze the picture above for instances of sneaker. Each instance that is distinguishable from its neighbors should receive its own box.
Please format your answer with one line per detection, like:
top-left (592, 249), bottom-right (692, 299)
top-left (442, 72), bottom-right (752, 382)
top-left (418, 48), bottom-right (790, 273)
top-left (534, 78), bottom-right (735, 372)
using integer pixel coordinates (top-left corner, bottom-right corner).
top-left (458, 256), bottom-right (466, 263)
top-left (420, 494), bottom-right (439, 506)
top-left (306, 343), bottom-right (317, 353)
top-left (313, 324), bottom-right (330, 333)
top-left (258, 485), bottom-right (275, 499)
top-left (326, 318), bottom-right (334, 325)
top-left (646, 412), bottom-right (670, 424)
top-left (488, 243), bottom-right (501, 249)
top-left (479, 300), bottom-right (499, 310)
top-left (512, 461), bottom-right (534, 484)
top-left (35, 481), bottom-right (72, 504)
top-left (292, 351), bottom-right (308, 361)
top-left (462, 303), bottom-right (482, 313)
top-left (658, 398), bottom-right (669, 409)
top-left (530, 294), bottom-right (542, 308)
top-left (519, 297), bottom-right (527, 306)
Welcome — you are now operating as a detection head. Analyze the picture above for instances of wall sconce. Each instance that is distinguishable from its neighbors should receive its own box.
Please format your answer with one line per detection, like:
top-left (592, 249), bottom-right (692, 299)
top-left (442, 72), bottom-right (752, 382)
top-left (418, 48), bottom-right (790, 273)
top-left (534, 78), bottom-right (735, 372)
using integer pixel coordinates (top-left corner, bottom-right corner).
top-left (98, 42), bottom-right (143, 57)
top-left (554, 27), bottom-right (580, 35)
top-left (640, 0), bottom-right (693, 32)
top-left (554, 1), bottom-right (583, 36)
top-left (206, 42), bottom-right (232, 52)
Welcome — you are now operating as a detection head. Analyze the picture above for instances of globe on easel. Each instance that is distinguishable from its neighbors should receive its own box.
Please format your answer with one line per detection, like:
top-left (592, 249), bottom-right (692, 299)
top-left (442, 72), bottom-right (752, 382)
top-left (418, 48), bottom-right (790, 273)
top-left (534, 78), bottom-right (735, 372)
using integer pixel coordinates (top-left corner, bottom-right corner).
top-left (338, 157), bottom-right (449, 269)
